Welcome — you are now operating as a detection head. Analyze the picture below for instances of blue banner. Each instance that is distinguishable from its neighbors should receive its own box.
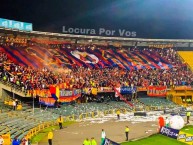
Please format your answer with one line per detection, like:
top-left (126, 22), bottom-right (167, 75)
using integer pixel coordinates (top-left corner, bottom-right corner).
top-left (159, 126), bottom-right (179, 139)
top-left (0, 18), bottom-right (33, 31)
top-left (120, 87), bottom-right (136, 94)
top-left (102, 138), bottom-right (120, 145)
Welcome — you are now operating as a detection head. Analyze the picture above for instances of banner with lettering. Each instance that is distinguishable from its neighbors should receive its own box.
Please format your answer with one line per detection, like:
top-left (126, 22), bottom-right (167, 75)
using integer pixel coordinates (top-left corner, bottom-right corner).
top-left (120, 87), bottom-right (136, 94)
top-left (98, 87), bottom-right (114, 93)
top-left (102, 138), bottom-right (120, 145)
top-left (40, 88), bottom-right (81, 105)
top-left (178, 131), bottom-right (193, 145)
top-left (59, 89), bottom-right (81, 102)
top-left (159, 126), bottom-right (179, 139)
top-left (39, 93), bottom-right (81, 106)
top-left (147, 86), bottom-right (167, 97)
top-left (82, 87), bottom-right (114, 94)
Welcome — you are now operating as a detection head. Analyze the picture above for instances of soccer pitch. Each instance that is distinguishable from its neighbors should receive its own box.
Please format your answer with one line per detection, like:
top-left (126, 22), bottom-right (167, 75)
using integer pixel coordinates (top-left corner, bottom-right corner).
top-left (121, 134), bottom-right (187, 145)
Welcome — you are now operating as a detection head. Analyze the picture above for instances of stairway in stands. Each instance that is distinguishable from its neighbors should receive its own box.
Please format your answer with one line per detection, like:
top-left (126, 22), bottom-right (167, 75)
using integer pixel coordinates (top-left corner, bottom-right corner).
top-left (178, 51), bottom-right (193, 70)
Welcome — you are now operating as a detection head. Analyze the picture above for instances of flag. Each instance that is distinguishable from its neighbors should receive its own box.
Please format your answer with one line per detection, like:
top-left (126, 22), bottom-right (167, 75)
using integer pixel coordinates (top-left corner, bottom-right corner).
top-left (102, 138), bottom-right (120, 145)
top-left (50, 85), bottom-right (60, 101)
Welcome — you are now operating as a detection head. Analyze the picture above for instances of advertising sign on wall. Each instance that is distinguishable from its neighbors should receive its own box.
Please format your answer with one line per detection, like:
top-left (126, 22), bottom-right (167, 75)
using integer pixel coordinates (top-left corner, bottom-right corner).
top-left (178, 131), bottom-right (193, 145)
top-left (0, 18), bottom-right (33, 31)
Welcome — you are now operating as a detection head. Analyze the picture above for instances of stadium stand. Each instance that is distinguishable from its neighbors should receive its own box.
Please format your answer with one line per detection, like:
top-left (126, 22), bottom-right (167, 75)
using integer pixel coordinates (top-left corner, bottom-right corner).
top-left (0, 108), bottom-right (58, 140)
top-left (0, 43), bottom-right (192, 91)
top-left (50, 101), bottom-right (132, 117)
top-left (0, 32), bottom-right (193, 143)
top-left (138, 97), bottom-right (178, 110)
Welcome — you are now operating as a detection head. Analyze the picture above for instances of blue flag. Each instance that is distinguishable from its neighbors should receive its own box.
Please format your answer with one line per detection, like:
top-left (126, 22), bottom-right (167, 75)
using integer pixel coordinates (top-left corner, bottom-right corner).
top-left (102, 138), bottom-right (120, 145)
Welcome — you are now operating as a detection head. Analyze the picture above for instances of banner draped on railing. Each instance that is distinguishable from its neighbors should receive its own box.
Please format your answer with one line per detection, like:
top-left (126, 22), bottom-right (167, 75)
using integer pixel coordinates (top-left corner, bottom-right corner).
top-left (59, 89), bottom-right (81, 102)
top-left (26, 89), bottom-right (51, 97)
top-left (39, 85), bottom-right (82, 106)
top-left (82, 87), bottom-right (137, 94)
top-left (120, 87), bottom-right (136, 94)
top-left (39, 97), bottom-right (55, 107)
top-left (39, 94), bottom-right (81, 106)
top-left (147, 86), bottom-right (167, 97)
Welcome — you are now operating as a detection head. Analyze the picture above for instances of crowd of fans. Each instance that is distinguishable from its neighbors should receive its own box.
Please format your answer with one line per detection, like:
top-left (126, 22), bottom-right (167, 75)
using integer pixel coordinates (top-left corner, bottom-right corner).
top-left (0, 40), bottom-right (193, 94)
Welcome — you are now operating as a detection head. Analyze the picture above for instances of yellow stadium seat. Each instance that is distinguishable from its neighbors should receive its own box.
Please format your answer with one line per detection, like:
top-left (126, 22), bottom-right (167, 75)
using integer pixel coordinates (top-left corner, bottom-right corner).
top-left (178, 51), bottom-right (193, 70)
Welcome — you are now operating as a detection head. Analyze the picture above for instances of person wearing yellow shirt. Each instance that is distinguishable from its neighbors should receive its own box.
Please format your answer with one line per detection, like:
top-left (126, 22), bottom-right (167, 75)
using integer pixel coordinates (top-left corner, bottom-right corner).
top-left (125, 126), bottom-right (130, 141)
top-left (83, 138), bottom-right (91, 145)
top-left (47, 130), bottom-right (53, 145)
top-left (186, 111), bottom-right (191, 124)
top-left (57, 115), bottom-right (64, 129)
top-left (116, 109), bottom-right (120, 120)
top-left (91, 137), bottom-right (97, 145)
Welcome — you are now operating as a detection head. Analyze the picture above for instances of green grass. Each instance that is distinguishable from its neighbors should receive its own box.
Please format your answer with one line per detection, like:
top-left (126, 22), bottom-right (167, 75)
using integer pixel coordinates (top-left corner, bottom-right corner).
top-left (180, 125), bottom-right (193, 135)
top-left (121, 134), bottom-right (187, 145)
top-left (30, 121), bottom-right (74, 143)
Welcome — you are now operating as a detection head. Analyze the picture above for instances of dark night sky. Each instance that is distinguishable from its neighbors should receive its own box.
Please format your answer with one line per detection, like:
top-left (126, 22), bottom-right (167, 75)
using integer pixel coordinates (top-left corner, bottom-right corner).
top-left (1, 0), bottom-right (193, 39)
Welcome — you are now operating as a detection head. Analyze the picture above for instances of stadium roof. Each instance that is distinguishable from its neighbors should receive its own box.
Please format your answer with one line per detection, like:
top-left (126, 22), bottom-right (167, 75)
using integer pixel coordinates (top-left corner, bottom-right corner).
top-left (1, 27), bottom-right (193, 44)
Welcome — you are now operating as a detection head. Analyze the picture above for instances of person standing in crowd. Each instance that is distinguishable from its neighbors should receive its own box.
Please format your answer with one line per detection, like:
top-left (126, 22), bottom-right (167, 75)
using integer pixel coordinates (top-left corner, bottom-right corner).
top-left (186, 111), bottom-right (191, 124)
top-left (13, 100), bottom-right (16, 110)
top-left (12, 137), bottom-right (20, 145)
top-left (125, 126), bottom-right (129, 141)
top-left (116, 109), bottom-right (120, 120)
top-left (165, 117), bottom-right (169, 127)
top-left (91, 137), bottom-right (97, 145)
top-left (15, 99), bottom-right (19, 110)
top-left (101, 129), bottom-right (106, 145)
top-left (83, 138), bottom-right (91, 145)
top-left (57, 115), bottom-right (64, 129)
top-left (47, 130), bottom-right (53, 145)
top-left (0, 135), bottom-right (4, 145)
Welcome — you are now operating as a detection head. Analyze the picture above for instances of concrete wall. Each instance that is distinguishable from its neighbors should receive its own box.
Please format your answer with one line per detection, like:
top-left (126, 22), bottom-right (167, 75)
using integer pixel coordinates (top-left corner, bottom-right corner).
top-left (0, 83), bottom-right (27, 100)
